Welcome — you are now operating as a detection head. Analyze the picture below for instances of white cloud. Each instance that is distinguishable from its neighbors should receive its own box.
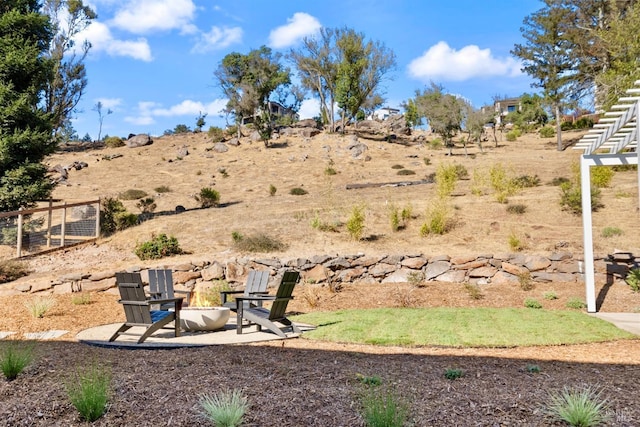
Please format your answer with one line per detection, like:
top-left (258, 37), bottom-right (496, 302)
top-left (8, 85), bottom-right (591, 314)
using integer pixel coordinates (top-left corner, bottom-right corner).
top-left (268, 12), bottom-right (321, 49)
top-left (111, 0), bottom-right (196, 34)
top-left (191, 26), bottom-right (243, 53)
top-left (298, 98), bottom-right (320, 120)
top-left (78, 21), bottom-right (152, 61)
top-left (125, 99), bottom-right (228, 126)
top-left (408, 41), bottom-right (522, 82)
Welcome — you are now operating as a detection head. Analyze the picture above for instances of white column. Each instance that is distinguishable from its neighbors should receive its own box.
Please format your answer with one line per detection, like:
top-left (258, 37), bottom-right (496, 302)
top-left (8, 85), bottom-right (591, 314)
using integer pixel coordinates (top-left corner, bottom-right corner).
top-left (580, 156), bottom-right (596, 312)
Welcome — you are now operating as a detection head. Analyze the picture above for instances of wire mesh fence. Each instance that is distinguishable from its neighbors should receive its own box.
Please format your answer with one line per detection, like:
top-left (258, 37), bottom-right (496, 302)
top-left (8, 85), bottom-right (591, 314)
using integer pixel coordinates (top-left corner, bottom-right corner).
top-left (0, 199), bottom-right (100, 261)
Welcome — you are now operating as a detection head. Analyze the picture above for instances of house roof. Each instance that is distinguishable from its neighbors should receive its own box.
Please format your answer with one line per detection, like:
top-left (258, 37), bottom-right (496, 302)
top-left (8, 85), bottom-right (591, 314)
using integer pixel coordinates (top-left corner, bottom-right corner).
top-left (573, 80), bottom-right (640, 155)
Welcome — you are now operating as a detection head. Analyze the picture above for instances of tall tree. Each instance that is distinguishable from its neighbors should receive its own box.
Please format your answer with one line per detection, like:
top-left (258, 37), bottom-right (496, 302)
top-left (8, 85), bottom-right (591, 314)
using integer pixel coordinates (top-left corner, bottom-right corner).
top-left (43, 0), bottom-right (95, 138)
top-left (512, 1), bottom-right (577, 151)
top-left (290, 27), bottom-right (396, 132)
top-left (412, 83), bottom-right (467, 156)
top-left (215, 46), bottom-right (290, 145)
top-left (0, 0), bottom-right (55, 212)
top-left (335, 28), bottom-right (396, 131)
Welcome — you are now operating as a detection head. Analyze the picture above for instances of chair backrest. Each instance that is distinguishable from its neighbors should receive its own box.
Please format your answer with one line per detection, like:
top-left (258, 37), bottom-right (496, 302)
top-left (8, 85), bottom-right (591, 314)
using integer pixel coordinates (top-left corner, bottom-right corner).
top-left (245, 270), bottom-right (270, 295)
top-left (148, 269), bottom-right (174, 299)
top-left (269, 270), bottom-right (300, 321)
top-left (116, 272), bottom-right (152, 324)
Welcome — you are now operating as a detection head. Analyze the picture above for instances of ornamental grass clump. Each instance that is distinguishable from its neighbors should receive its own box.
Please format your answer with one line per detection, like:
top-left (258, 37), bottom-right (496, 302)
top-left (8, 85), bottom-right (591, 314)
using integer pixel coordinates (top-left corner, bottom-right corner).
top-left (199, 389), bottom-right (248, 427)
top-left (66, 364), bottom-right (111, 422)
top-left (360, 388), bottom-right (409, 427)
top-left (546, 385), bottom-right (610, 427)
top-left (0, 341), bottom-right (34, 381)
top-left (25, 295), bottom-right (55, 318)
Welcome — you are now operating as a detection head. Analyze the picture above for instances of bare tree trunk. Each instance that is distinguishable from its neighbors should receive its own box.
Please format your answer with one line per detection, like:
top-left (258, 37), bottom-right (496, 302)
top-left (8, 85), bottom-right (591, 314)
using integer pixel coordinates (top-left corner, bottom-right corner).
top-left (555, 104), bottom-right (563, 151)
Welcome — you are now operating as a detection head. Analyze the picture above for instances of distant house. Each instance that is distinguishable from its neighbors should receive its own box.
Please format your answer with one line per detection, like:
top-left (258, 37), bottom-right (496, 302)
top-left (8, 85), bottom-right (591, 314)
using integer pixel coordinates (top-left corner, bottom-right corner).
top-left (493, 97), bottom-right (521, 124)
top-left (369, 106), bottom-right (401, 121)
top-left (241, 101), bottom-right (298, 125)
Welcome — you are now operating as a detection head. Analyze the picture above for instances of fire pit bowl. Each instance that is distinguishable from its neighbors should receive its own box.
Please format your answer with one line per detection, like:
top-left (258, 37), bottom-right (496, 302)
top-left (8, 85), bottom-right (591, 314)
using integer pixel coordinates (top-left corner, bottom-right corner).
top-left (179, 307), bottom-right (230, 332)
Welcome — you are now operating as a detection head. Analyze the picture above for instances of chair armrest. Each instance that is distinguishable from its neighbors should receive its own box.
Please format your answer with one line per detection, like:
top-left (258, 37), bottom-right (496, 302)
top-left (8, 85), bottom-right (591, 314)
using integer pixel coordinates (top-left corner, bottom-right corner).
top-left (220, 290), bottom-right (244, 304)
top-left (148, 297), bottom-right (184, 310)
top-left (236, 296), bottom-right (293, 303)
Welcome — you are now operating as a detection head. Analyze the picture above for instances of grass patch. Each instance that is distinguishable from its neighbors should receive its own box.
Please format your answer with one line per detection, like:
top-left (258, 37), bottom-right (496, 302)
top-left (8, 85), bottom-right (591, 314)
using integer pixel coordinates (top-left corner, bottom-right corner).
top-left (24, 295), bottom-right (56, 318)
top-left (66, 364), bottom-right (111, 422)
top-left (232, 232), bottom-right (287, 252)
top-left (601, 226), bottom-right (622, 238)
top-left (0, 341), bottom-right (34, 381)
top-left (118, 189), bottom-right (148, 200)
top-left (290, 187), bottom-right (308, 195)
top-left (360, 388), bottom-right (409, 427)
top-left (199, 389), bottom-right (248, 427)
top-left (0, 260), bottom-right (30, 284)
top-left (293, 308), bottom-right (634, 347)
top-left (546, 385), bottom-right (610, 426)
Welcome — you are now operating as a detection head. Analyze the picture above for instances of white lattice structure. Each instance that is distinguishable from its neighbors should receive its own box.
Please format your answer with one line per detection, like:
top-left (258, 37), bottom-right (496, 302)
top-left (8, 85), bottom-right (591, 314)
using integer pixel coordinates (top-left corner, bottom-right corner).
top-left (573, 80), bottom-right (640, 312)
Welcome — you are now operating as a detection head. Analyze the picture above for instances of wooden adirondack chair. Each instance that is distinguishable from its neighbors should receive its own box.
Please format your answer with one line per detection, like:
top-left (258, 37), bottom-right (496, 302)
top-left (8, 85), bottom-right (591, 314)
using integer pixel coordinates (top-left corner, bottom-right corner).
top-left (220, 269), bottom-right (270, 311)
top-left (235, 270), bottom-right (300, 338)
top-left (148, 269), bottom-right (191, 308)
top-left (109, 272), bottom-right (183, 344)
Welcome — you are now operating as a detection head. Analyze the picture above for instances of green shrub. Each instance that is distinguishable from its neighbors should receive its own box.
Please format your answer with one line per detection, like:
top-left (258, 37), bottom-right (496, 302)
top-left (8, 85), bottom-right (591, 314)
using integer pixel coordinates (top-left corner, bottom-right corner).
top-left (513, 174), bottom-right (540, 188)
top-left (590, 166), bottom-right (614, 188)
top-left (135, 197), bottom-right (156, 214)
top-left (391, 164), bottom-right (404, 170)
top-left (24, 296), bottom-right (55, 318)
top-left (423, 157), bottom-right (431, 166)
top-left (444, 368), bottom-right (464, 380)
top-left (290, 187), bottom-right (308, 196)
top-left (0, 260), bottom-right (30, 284)
top-left (400, 205), bottom-right (413, 222)
top-left (207, 126), bottom-right (225, 142)
top-left (232, 232), bottom-right (286, 252)
top-left (559, 182), bottom-right (603, 215)
top-left (199, 389), bottom-right (248, 427)
top-left (389, 207), bottom-right (400, 232)
top-left (428, 138), bottom-right (443, 149)
top-left (71, 293), bottom-right (91, 305)
top-left (420, 202), bottom-right (451, 236)
top-left (0, 341), bottom-right (34, 381)
top-left (550, 177), bottom-right (570, 186)
top-left (508, 231), bottom-right (525, 252)
top-left (435, 163), bottom-right (459, 198)
top-left (506, 130), bottom-right (518, 141)
top-left (524, 298), bottom-right (542, 309)
top-left (566, 298), bottom-right (587, 309)
top-left (625, 268), bottom-right (640, 292)
top-left (154, 185), bottom-right (171, 193)
top-left (518, 271), bottom-right (533, 291)
top-left (539, 126), bottom-right (555, 138)
top-left (103, 136), bottom-right (124, 148)
top-left (118, 189), bottom-right (148, 200)
top-left (506, 204), bottom-right (527, 214)
top-left (575, 117), bottom-right (594, 129)
top-left (346, 205), bottom-right (366, 240)
top-left (269, 184), bottom-right (277, 196)
top-left (527, 364), bottom-right (541, 374)
top-left (544, 291), bottom-right (558, 300)
top-left (464, 283), bottom-right (484, 300)
top-left (195, 187), bottom-right (221, 208)
top-left (135, 233), bottom-right (183, 260)
top-left (360, 389), bottom-right (409, 427)
top-left (453, 163), bottom-right (469, 179)
top-left (325, 166), bottom-right (337, 176)
top-left (611, 164), bottom-right (637, 172)
top-left (489, 163), bottom-right (519, 203)
top-left (561, 121), bottom-right (575, 131)
top-left (601, 227), bottom-right (623, 238)
top-left (546, 386), bottom-right (610, 427)
top-left (66, 364), bottom-right (111, 422)
top-left (356, 373), bottom-right (383, 386)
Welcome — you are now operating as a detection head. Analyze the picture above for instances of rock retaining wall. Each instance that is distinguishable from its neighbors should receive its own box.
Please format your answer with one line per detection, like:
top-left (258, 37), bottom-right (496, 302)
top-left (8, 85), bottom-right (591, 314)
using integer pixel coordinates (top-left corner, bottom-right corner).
top-left (3, 251), bottom-right (635, 297)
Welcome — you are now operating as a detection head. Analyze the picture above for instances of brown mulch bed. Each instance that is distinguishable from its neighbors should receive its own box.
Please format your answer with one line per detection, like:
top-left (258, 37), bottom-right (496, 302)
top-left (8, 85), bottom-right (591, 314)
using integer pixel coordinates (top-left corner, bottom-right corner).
top-left (0, 280), bottom-right (639, 426)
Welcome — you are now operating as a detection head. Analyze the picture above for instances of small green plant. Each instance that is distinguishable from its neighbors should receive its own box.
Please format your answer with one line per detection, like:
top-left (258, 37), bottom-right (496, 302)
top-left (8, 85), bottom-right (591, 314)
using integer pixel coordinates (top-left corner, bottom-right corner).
top-left (25, 295), bottom-right (56, 318)
top-left (435, 163), bottom-right (458, 198)
top-left (397, 169), bottom-right (415, 176)
top-left (356, 373), bottom-right (383, 386)
top-left (207, 126), bottom-right (225, 142)
top-left (154, 185), bottom-right (171, 193)
top-left (0, 260), bottom-right (30, 284)
top-left (489, 163), bottom-right (519, 203)
top-left (423, 157), bottom-right (431, 166)
top-left (231, 231), bottom-right (243, 243)
top-left (444, 368), bottom-right (464, 380)
top-left (0, 341), bottom-right (34, 381)
top-left (518, 271), bottom-right (534, 291)
top-left (66, 364), bottom-right (111, 422)
top-left (526, 364), bottom-right (541, 374)
top-left (360, 388), bottom-right (409, 427)
top-left (389, 206), bottom-right (400, 232)
top-left (428, 138), bottom-right (443, 149)
top-left (513, 174), bottom-right (540, 188)
top-left (566, 298), bottom-right (587, 309)
top-left (524, 298), bottom-right (542, 309)
top-left (199, 389), bottom-right (248, 427)
top-left (506, 130), bottom-right (518, 141)
top-left (544, 291), bottom-right (558, 300)
top-left (590, 166), bottom-right (614, 188)
top-left (550, 176), bottom-right (570, 186)
top-left (135, 233), bottom-right (183, 260)
top-left (464, 283), bottom-right (484, 300)
top-left (407, 271), bottom-right (425, 288)
top-left (71, 293), bottom-right (92, 305)
top-left (346, 205), bottom-right (366, 240)
top-left (269, 184), bottom-right (277, 196)
top-left (325, 166), bottom-right (337, 175)
top-left (232, 232), bottom-right (286, 252)
top-left (420, 202), bottom-right (451, 236)
top-left (195, 187), bottom-right (221, 208)
top-left (626, 268), bottom-right (640, 292)
top-left (118, 189), bottom-right (148, 200)
top-left (508, 231), bottom-right (525, 252)
top-left (400, 205), bottom-right (412, 222)
top-left (218, 167), bottom-right (229, 178)
top-left (506, 204), bottom-right (527, 214)
top-left (290, 187), bottom-right (308, 195)
top-left (539, 126), bottom-right (555, 138)
top-left (601, 227), bottom-right (623, 238)
top-left (546, 385), bottom-right (610, 427)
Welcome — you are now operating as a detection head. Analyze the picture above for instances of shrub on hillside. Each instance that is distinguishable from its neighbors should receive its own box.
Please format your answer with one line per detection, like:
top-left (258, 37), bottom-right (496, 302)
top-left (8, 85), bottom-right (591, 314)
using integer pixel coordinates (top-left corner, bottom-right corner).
top-left (207, 126), bottom-right (225, 142)
top-left (135, 233), bottom-right (183, 260)
top-left (231, 232), bottom-right (286, 252)
top-left (539, 126), bottom-right (555, 138)
top-left (100, 198), bottom-right (138, 236)
top-left (104, 136), bottom-right (124, 148)
top-left (195, 187), bottom-right (220, 208)
top-left (0, 260), bottom-right (30, 284)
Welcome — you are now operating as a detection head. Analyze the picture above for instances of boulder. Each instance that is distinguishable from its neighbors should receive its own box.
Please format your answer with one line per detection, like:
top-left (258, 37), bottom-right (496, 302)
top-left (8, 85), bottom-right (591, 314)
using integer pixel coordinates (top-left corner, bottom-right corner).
top-left (425, 261), bottom-right (451, 280)
top-left (126, 134), bottom-right (152, 148)
top-left (213, 142), bottom-right (229, 153)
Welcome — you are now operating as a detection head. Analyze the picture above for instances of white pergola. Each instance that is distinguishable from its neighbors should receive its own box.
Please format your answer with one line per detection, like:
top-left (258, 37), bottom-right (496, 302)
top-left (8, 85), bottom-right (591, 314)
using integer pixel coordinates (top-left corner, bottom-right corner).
top-left (573, 80), bottom-right (640, 312)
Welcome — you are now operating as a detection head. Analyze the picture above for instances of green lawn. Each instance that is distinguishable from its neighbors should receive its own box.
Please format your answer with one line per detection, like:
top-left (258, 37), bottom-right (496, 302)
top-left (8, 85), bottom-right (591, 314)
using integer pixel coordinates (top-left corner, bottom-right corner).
top-left (292, 308), bottom-right (636, 347)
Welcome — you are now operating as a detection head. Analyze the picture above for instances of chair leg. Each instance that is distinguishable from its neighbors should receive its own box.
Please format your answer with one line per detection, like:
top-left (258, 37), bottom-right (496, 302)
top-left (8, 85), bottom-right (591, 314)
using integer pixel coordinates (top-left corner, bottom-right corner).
top-left (108, 324), bottom-right (131, 342)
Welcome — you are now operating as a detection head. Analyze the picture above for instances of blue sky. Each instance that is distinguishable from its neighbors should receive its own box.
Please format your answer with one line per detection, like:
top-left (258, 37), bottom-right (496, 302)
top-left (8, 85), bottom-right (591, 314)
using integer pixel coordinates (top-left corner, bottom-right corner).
top-left (71, 0), bottom-right (543, 139)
